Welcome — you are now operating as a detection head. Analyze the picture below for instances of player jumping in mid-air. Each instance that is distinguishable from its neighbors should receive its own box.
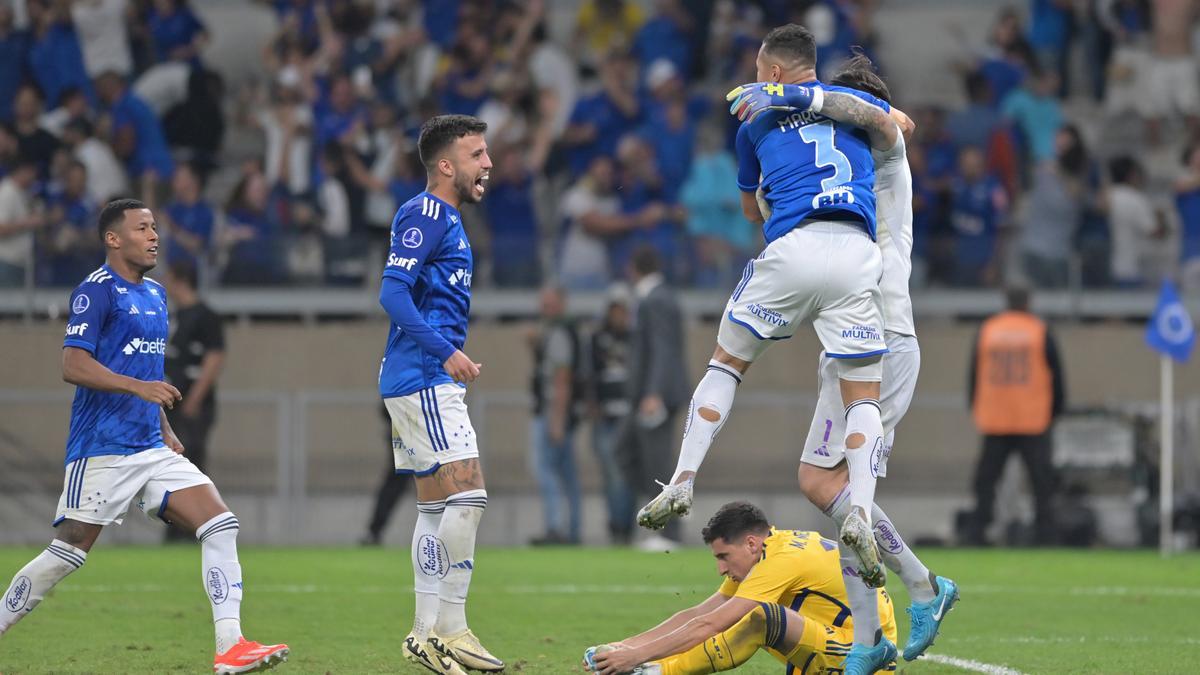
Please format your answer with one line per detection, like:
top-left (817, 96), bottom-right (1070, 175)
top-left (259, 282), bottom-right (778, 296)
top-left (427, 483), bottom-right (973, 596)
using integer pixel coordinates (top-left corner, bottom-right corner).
top-left (588, 502), bottom-right (898, 675)
top-left (785, 56), bottom-right (959, 665)
top-left (734, 56), bottom-right (962, 665)
top-left (378, 114), bottom-right (503, 675)
top-left (637, 25), bottom-right (903, 673)
top-left (0, 199), bottom-right (289, 674)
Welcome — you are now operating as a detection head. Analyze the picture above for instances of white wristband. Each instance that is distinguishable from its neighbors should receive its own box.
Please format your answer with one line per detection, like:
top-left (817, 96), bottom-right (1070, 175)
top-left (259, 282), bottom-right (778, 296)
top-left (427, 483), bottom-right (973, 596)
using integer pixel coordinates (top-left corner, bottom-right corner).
top-left (809, 87), bottom-right (824, 114)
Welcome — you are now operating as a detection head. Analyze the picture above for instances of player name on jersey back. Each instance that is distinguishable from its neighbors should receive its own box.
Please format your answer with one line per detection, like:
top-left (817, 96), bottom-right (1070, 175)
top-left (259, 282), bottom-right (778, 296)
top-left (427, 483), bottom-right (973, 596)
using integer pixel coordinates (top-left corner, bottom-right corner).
top-left (737, 82), bottom-right (889, 245)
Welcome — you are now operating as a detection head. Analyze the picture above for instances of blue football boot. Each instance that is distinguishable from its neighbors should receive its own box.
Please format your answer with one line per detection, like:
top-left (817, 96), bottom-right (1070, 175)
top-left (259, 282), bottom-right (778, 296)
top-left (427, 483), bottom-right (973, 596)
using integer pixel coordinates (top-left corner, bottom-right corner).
top-left (903, 576), bottom-right (960, 661)
top-left (842, 635), bottom-right (897, 675)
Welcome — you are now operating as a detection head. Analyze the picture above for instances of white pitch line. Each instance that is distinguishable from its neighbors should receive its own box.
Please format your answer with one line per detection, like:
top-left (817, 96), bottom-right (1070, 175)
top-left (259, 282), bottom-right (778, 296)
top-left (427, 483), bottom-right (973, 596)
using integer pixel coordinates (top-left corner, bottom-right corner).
top-left (943, 634), bottom-right (1200, 647)
top-left (959, 584), bottom-right (1200, 598)
top-left (58, 582), bottom-right (1200, 599)
top-left (923, 654), bottom-right (1027, 675)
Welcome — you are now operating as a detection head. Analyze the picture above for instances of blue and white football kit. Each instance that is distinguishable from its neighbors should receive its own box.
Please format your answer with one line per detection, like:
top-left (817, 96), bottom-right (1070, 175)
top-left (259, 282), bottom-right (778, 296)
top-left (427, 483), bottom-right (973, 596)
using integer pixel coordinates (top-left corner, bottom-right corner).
top-left (379, 192), bottom-right (478, 476)
top-left (803, 133), bottom-right (920, 475)
top-left (718, 82), bottom-right (890, 367)
top-left (56, 265), bottom-right (210, 526)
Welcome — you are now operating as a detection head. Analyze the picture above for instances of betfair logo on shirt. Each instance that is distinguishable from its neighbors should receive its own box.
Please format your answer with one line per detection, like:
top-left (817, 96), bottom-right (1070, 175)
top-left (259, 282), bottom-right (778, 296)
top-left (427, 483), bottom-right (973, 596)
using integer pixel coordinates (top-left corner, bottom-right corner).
top-left (65, 323), bottom-right (89, 337)
top-left (387, 253), bottom-right (418, 271)
top-left (122, 337), bottom-right (166, 356)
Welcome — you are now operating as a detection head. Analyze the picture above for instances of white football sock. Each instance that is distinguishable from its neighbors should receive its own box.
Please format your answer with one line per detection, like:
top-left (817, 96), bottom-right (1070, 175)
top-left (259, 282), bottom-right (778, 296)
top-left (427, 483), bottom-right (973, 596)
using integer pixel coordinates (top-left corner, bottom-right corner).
top-left (412, 499), bottom-right (445, 640)
top-left (839, 542), bottom-right (882, 646)
top-left (197, 512), bottom-right (243, 654)
top-left (671, 360), bottom-right (741, 483)
top-left (0, 540), bottom-right (86, 635)
top-left (823, 486), bottom-right (936, 604)
top-left (435, 489), bottom-right (486, 637)
top-left (843, 399), bottom-right (883, 523)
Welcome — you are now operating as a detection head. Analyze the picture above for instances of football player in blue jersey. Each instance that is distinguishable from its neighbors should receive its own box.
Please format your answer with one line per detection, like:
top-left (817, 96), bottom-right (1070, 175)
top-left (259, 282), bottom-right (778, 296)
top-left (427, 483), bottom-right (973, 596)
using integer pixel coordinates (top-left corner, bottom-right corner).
top-left (0, 200), bottom-right (289, 674)
top-left (637, 25), bottom-right (909, 675)
top-left (378, 115), bottom-right (503, 675)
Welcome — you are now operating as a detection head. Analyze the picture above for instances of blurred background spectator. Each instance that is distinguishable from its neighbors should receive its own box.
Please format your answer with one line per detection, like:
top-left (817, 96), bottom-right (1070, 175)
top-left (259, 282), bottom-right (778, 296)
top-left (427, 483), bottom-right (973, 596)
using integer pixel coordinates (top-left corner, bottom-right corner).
top-left (529, 285), bottom-right (583, 546)
top-left (586, 287), bottom-right (635, 545)
top-left (162, 259), bottom-right (225, 541)
top-left (0, 0), bottom-right (1195, 296)
top-left (0, 157), bottom-right (43, 286)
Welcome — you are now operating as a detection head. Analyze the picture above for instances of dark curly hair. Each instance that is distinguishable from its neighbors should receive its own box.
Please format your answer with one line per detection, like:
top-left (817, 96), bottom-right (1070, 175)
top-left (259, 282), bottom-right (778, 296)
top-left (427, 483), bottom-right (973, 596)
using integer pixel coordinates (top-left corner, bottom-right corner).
top-left (830, 51), bottom-right (891, 104)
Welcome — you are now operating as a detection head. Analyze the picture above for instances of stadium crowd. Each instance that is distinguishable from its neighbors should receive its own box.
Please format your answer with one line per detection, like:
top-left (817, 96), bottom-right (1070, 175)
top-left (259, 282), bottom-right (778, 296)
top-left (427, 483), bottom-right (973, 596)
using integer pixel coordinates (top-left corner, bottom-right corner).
top-left (0, 0), bottom-right (1199, 291)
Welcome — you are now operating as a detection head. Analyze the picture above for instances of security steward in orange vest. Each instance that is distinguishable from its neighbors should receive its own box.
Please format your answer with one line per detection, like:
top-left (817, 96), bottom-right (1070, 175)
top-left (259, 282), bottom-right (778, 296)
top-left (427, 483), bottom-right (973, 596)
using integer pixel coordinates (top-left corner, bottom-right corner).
top-left (965, 287), bottom-right (1065, 545)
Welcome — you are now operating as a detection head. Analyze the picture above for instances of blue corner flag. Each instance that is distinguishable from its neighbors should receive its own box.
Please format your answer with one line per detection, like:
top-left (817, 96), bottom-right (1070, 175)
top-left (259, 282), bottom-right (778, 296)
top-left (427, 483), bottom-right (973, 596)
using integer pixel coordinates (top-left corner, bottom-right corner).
top-left (1146, 281), bottom-right (1195, 363)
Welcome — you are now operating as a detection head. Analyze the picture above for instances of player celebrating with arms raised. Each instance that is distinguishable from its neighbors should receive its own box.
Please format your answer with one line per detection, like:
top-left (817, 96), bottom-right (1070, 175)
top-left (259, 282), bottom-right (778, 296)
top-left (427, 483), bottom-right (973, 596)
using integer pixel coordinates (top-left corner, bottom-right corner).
top-left (378, 114), bottom-right (504, 675)
top-left (0, 199), bottom-right (289, 674)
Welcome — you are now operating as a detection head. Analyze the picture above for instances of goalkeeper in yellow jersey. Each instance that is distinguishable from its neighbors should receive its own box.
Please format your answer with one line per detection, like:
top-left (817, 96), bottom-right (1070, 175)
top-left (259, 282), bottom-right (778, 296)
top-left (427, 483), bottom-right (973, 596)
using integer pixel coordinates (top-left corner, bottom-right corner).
top-left (587, 502), bottom-right (897, 675)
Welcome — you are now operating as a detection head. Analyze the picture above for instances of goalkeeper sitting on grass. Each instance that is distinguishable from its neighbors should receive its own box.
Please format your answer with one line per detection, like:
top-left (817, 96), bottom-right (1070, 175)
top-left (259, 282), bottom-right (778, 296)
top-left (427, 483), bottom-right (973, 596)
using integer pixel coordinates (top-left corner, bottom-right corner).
top-left (585, 502), bottom-right (899, 675)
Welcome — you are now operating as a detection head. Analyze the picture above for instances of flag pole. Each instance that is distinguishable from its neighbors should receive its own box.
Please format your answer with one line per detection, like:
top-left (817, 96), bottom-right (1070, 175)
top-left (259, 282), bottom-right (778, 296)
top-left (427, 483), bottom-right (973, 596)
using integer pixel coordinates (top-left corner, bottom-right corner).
top-left (1160, 354), bottom-right (1174, 557)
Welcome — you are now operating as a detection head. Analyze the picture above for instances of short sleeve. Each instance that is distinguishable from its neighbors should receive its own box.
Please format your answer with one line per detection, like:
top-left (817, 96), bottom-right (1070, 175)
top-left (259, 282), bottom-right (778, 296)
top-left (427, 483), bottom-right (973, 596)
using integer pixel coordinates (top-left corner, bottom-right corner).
top-left (63, 284), bottom-right (111, 354)
top-left (200, 307), bottom-right (225, 351)
top-left (544, 327), bottom-right (573, 369)
top-left (735, 124), bottom-right (760, 193)
top-left (383, 200), bottom-right (449, 283)
top-left (731, 556), bottom-right (793, 603)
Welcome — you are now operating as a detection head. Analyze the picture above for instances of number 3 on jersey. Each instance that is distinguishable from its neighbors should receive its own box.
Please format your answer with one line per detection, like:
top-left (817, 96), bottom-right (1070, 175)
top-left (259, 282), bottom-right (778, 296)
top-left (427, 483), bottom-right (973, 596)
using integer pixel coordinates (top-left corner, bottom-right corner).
top-left (799, 121), bottom-right (855, 208)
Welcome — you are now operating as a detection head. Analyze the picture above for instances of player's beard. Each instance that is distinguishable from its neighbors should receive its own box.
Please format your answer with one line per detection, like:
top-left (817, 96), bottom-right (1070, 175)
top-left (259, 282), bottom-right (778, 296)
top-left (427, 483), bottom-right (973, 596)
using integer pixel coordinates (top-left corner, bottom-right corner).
top-left (455, 170), bottom-right (487, 204)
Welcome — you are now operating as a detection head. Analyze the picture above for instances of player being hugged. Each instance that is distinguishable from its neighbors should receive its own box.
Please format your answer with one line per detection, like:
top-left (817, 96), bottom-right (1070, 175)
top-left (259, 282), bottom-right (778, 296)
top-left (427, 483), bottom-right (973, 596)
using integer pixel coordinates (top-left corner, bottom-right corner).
top-left (0, 200), bottom-right (288, 674)
top-left (378, 114), bottom-right (503, 675)
top-left (638, 25), bottom-right (919, 675)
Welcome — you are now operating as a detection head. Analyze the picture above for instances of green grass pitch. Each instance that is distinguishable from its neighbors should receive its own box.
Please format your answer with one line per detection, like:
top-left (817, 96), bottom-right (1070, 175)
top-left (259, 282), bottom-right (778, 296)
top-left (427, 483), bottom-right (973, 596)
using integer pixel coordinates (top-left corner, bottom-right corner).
top-left (0, 546), bottom-right (1197, 673)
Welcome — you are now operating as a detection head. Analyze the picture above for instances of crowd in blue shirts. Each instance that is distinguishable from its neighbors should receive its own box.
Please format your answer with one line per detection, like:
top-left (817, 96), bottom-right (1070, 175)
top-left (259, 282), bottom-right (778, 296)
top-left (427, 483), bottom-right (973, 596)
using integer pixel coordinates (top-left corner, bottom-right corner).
top-left (4, 0), bottom-right (1200, 292)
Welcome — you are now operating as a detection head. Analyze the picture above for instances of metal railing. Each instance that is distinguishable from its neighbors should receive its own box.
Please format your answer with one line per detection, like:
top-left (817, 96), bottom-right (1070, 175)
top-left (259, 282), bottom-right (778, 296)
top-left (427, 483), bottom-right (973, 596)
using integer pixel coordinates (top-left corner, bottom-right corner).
top-left (4, 283), bottom-right (1197, 323)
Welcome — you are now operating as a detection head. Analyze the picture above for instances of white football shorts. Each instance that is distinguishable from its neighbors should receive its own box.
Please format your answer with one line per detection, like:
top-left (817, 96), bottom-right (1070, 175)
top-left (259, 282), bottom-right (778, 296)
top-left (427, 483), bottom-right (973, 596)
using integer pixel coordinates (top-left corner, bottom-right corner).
top-left (718, 220), bottom-right (887, 365)
top-left (385, 383), bottom-right (479, 476)
top-left (800, 333), bottom-right (920, 476)
top-left (53, 447), bottom-right (213, 526)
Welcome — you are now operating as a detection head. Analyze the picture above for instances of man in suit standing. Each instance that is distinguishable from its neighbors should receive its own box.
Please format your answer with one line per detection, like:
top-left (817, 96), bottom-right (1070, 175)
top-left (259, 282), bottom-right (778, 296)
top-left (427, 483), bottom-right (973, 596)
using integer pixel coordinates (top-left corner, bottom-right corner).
top-left (619, 246), bottom-right (689, 548)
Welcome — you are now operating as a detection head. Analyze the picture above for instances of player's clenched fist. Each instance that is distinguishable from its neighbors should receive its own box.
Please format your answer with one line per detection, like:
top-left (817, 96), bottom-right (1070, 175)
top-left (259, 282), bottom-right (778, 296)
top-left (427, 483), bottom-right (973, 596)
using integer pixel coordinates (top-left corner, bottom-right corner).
top-left (135, 380), bottom-right (183, 408)
top-left (726, 82), bottom-right (822, 123)
top-left (444, 349), bottom-right (482, 383)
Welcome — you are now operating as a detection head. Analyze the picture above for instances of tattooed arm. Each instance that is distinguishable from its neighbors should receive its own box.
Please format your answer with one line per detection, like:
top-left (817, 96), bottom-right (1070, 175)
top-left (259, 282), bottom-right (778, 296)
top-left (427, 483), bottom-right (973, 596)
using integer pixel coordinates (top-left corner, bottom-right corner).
top-left (728, 83), bottom-right (904, 151)
top-left (817, 90), bottom-right (899, 152)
